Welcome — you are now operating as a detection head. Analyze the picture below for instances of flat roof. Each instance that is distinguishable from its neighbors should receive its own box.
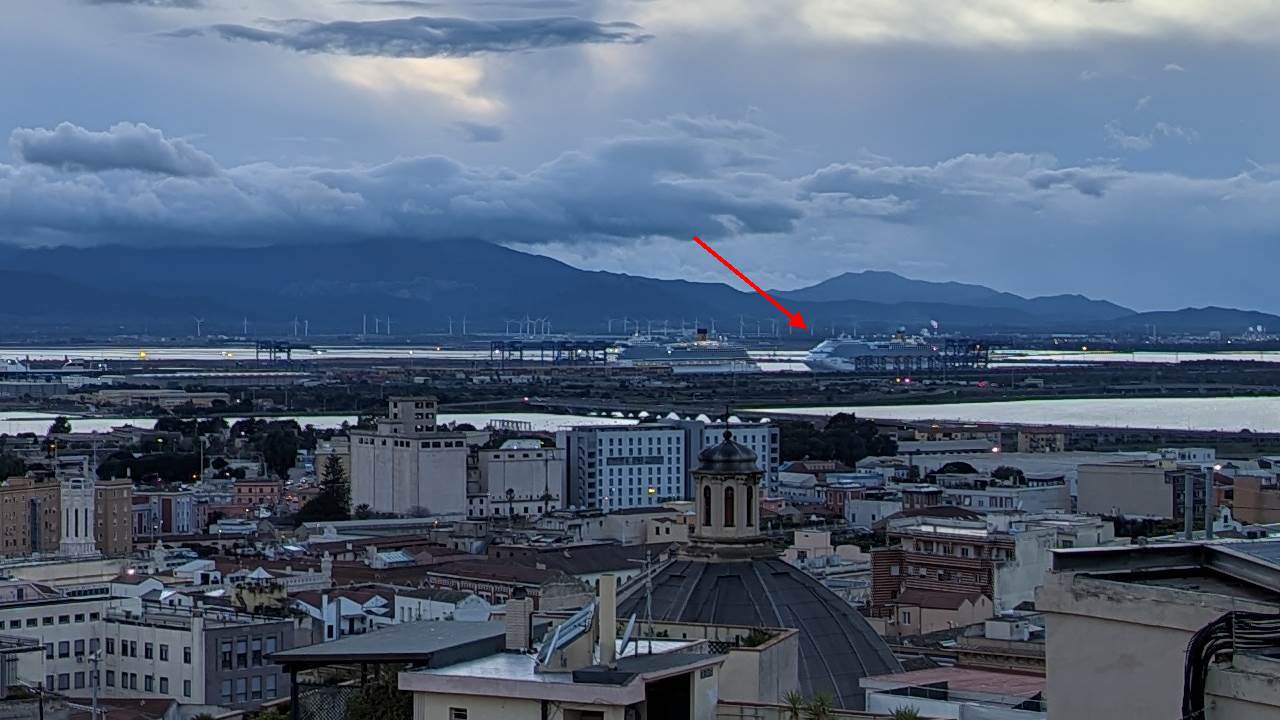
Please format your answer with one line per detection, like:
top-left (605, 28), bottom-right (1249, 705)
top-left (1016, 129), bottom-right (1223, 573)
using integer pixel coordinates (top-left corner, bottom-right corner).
top-left (862, 666), bottom-right (1045, 698)
top-left (270, 620), bottom-right (504, 666)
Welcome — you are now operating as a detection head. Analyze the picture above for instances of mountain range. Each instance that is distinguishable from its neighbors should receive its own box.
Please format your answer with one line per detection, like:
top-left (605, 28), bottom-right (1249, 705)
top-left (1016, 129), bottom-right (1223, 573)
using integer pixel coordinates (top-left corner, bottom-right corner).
top-left (0, 239), bottom-right (1272, 338)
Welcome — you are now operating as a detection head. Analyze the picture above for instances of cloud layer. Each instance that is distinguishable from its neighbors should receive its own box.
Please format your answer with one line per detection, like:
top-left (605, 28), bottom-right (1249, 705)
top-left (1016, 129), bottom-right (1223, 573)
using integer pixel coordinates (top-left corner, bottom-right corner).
top-left (180, 15), bottom-right (651, 58)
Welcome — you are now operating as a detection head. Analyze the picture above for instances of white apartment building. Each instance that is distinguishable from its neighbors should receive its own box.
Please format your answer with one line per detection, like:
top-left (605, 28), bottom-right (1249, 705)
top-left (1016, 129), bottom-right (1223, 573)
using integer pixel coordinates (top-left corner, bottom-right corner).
top-left (469, 439), bottom-right (566, 518)
top-left (349, 397), bottom-right (473, 516)
top-left (558, 425), bottom-right (686, 511)
top-left (678, 420), bottom-right (780, 496)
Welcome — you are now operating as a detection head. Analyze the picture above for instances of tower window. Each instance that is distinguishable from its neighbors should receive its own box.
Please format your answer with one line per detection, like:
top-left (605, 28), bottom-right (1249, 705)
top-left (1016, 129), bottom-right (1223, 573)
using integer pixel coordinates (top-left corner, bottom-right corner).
top-left (746, 486), bottom-right (754, 527)
top-left (724, 486), bottom-right (736, 528)
top-left (702, 486), bottom-right (712, 527)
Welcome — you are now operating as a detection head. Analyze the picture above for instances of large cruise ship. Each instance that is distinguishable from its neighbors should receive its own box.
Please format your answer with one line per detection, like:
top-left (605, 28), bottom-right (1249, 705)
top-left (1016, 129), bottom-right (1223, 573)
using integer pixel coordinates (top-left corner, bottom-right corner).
top-left (804, 330), bottom-right (945, 373)
top-left (615, 330), bottom-right (759, 374)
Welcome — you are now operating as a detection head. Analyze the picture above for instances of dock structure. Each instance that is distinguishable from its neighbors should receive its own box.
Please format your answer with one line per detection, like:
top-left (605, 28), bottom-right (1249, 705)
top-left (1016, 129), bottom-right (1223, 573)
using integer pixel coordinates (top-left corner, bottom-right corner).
top-left (487, 340), bottom-right (613, 366)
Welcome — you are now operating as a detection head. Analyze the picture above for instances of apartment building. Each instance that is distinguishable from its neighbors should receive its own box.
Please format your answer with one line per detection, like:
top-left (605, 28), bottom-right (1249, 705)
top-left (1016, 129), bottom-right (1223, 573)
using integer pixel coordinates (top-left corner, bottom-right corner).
top-left (0, 475), bottom-right (61, 558)
top-left (133, 489), bottom-right (197, 538)
top-left (669, 418), bottom-right (780, 496)
top-left (100, 606), bottom-right (295, 709)
top-left (95, 477), bottom-right (134, 557)
top-left (1077, 459), bottom-right (1209, 520)
top-left (558, 424), bottom-right (686, 511)
top-left (935, 473), bottom-right (1071, 514)
top-left (350, 397), bottom-right (472, 515)
top-left (0, 587), bottom-right (124, 694)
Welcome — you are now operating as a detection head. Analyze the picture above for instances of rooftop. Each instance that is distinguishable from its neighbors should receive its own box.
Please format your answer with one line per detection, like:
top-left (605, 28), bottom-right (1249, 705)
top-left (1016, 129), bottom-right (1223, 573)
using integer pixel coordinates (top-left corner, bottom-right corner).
top-left (271, 620), bottom-right (505, 667)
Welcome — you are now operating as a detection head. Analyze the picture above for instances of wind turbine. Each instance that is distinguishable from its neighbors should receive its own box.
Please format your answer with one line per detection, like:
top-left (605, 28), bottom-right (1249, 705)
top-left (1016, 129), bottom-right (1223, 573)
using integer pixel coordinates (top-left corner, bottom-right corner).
top-left (192, 317), bottom-right (205, 338)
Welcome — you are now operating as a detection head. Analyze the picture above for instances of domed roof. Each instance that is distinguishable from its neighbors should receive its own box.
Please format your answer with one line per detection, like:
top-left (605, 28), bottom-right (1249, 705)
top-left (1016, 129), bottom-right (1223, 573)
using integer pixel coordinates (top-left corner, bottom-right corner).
top-left (696, 430), bottom-right (759, 474)
top-left (617, 557), bottom-right (901, 709)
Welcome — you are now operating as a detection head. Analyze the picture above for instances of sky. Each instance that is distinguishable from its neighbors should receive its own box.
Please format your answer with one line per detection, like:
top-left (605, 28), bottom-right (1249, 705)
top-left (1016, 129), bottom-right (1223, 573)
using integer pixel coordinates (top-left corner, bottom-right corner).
top-left (3, 0), bottom-right (1280, 311)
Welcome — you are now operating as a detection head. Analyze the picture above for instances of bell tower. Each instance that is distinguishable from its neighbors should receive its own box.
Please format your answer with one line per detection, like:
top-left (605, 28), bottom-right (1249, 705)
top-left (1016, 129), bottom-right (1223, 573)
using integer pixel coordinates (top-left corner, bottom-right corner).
top-left (689, 430), bottom-right (771, 559)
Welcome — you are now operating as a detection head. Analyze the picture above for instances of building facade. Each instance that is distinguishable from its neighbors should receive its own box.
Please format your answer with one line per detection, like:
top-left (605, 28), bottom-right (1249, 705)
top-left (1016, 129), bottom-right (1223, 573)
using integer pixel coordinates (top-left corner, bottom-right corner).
top-left (559, 425), bottom-right (686, 511)
top-left (95, 477), bottom-right (134, 557)
top-left (0, 475), bottom-right (61, 558)
top-left (469, 440), bottom-right (566, 518)
top-left (350, 398), bottom-right (471, 515)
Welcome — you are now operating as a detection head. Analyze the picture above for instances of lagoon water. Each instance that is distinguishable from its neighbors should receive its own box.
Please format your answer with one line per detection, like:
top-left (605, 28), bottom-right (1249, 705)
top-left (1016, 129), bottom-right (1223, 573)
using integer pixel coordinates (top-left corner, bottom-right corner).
top-left (751, 396), bottom-right (1280, 433)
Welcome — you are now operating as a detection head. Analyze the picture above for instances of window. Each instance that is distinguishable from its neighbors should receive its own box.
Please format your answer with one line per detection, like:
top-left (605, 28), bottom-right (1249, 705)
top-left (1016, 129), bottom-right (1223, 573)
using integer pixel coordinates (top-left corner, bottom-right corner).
top-left (724, 486), bottom-right (736, 527)
top-left (26, 618), bottom-right (37, 628)
top-left (44, 643), bottom-right (53, 659)
top-left (221, 640), bottom-right (233, 670)
top-left (7, 620), bottom-right (17, 629)
top-left (75, 672), bottom-right (86, 690)
top-left (221, 679), bottom-right (232, 703)
top-left (89, 638), bottom-right (99, 654)
top-left (160, 677), bottom-right (169, 694)
top-left (745, 486), bottom-right (754, 527)
top-left (265, 674), bottom-right (277, 697)
top-left (144, 642), bottom-right (153, 660)
top-left (183, 679), bottom-right (191, 697)
top-left (74, 613), bottom-right (85, 623)
top-left (236, 638), bottom-right (248, 668)
top-left (265, 636), bottom-right (278, 654)
top-left (45, 675), bottom-right (54, 691)
top-left (702, 486), bottom-right (712, 526)
top-left (89, 612), bottom-right (99, 621)
top-left (901, 611), bottom-right (912, 625)
top-left (74, 639), bottom-right (85, 657)
top-left (184, 646), bottom-right (192, 664)
top-left (159, 644), bottom-right (169, 662)
top-left (58, 641), bottom-right (70, 658)
top-left (106, 671), bottom-right (115, 688)
top-left (252, 638), bottom-right (262, 666)
top-left (42, 616), bottom-right (53, 626)
top-left (235, 677), bottom-right (248, 703)
top-left (145, 675), bottom-right (153, 692)
top-left (58, 615), bottom-right (70, 625)
top-left (251, 675), bottom-right (263, 700)
top-left (449, 709), bottom-right (468, 720)
top-left (57, 674), bottom-right (70, 691)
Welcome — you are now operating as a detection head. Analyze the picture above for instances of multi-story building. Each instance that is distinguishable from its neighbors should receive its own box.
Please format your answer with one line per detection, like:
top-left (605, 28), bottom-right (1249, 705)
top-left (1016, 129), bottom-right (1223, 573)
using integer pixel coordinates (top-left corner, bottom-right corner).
top-left (0, 585), bottom-right (123, 694)
top-left (1077, 458), bottom-right (1210, 520)
top-left (95, 477), bottom-right (134, 557)
top-left (233, 478), bottom-right (283, 512)
top-left (350, 397), bottom-right (471, 515)
top-left (935, 473), bottom-right (1070, 514)
top-left (558, 424), bottom-right (686, 511)
top-left (59, 475), bottom-right (98, 557)
top-left (870, 514), bottom-right (1057, 616)
top-left (99, 605), bottom-right (296, 709)
top-left (0, 475), bottom-right (61, 558)
top-left (468, 439), bottom-right (566, 518)
top-left (1232, 474), bottom-right (1280, 523)
top-left (133, 488), bottom-right (197, 538)
top-left (669, 418), bottom-right (780, 496)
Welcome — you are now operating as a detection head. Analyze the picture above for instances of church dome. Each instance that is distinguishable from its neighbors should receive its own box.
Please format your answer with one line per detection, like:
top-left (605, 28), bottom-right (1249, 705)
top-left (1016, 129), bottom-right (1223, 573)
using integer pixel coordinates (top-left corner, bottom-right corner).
top-left (617, 556), bottom-right (901, 709)
top-left (696, 430), bottom-right (759, 474)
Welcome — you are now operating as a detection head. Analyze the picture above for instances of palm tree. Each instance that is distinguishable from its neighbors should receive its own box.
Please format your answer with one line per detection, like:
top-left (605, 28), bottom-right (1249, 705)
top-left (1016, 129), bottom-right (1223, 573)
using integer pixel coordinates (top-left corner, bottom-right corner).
top-left (891, 707), bottom-right (923, 720)
top-left (782, 690), bottom-right (806, 720)
top-left (805, 692), bottom-right (834, 720)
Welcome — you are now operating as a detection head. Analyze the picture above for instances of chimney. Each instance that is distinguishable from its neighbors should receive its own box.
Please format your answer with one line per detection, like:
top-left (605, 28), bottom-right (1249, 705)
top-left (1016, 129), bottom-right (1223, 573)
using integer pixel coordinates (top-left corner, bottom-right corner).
top-left (505, 587), bottom-right (535, 652)
top-left (599, 573), bottom-right (617, 668)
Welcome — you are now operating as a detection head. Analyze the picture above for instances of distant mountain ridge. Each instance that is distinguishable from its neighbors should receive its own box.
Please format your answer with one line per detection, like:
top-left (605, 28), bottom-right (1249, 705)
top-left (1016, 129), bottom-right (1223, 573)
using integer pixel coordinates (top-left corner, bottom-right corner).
top-left (0, 238), bottom-right (1273, 337)
top-left (776, 270), bottom-right (1134, 322)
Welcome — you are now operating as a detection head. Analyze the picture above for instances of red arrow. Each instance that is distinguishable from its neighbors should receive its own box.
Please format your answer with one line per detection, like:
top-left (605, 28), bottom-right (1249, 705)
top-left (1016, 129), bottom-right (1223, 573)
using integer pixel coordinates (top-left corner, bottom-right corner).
top-left (692, 236), bottom-right (807, 329)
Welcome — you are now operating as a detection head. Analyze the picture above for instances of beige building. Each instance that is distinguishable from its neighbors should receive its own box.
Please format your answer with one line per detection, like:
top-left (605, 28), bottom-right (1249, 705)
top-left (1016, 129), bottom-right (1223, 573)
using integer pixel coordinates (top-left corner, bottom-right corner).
top-left (1077, 458), bottom-right (1210, 520)
top-left (471, 440), bottom-right (566, 518)
top-left (95, 477), bottom-right (134, 557)
top-left (1039, 542), bottom-right (1280, 720)
top-left (1231, 475), bottom-right (1280, 524)
top-left (350, 397), bottom-right (476, 516)
top-left (0, 475), bottom-right (61, 558)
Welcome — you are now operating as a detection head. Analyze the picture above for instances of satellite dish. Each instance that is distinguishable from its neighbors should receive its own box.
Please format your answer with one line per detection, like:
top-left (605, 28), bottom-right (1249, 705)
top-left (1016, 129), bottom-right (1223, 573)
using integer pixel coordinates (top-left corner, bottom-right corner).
top-left (619, 613), bottom-right (638, 657)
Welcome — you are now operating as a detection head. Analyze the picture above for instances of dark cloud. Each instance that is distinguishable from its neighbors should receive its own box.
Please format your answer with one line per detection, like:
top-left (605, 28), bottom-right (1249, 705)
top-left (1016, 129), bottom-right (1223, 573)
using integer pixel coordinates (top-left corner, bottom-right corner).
top-left (454, 121), bottom-right (504, 143)
top-left (352, 0), bottom-right (585, 9)
top-left (0, 118), bottom-right (798, 246)
top-left (84, 0), bottom-right (205, 7)
top-left (177, 15), bottom-right (651, 58)
top-left (1025, 168), bottom-right (1115, 197)
top-left (9, 122), bottom-right (220, 177)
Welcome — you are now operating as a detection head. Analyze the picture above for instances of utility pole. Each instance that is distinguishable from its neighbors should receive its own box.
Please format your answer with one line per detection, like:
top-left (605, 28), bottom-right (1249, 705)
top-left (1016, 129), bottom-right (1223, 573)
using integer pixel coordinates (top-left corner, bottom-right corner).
top-left (89, 650), bottom-right (100, 720)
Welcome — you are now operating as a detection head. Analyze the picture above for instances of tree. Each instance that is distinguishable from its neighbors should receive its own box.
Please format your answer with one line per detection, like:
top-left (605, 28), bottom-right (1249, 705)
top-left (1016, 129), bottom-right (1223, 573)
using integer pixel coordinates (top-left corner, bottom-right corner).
top-left (992, 465), bottom-right (1026, 483)
top-left (0, 454), bottom-right (26, 480)
top-left (805, 692), bottom-right (834, 720)
top-left (783, 690), bottom-right (806, 720)
top-left (262, 430), bottom-right (300, 480)
top-left (891, 707), bottom-right (922, 720)
top-left (345, 665), bottom-right (412, 720)
top-left (297, 455), bottom-right (350, 524)
top-left (936, 461), bottom-right (979, 475)
top-left (47, 416), bottom-right (71, 435)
